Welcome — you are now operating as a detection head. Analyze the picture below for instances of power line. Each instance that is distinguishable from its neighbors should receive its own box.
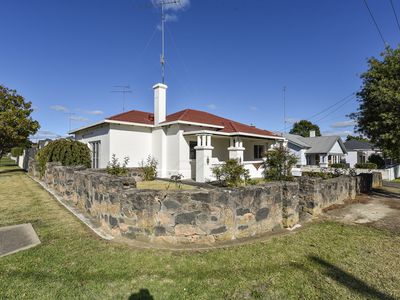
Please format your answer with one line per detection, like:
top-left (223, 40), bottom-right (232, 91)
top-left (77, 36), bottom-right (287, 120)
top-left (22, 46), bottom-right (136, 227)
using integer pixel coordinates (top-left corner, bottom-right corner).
top-left (313, 95), bottom-right (356, 123)
top-left (279, 92), bottom-right (356, 133)
top-left (389, 0), bottom-right (400, 33)
top-left (306, 92), bottom-right (355, 121)
top-left (363, 0), bottom-right (387, 47)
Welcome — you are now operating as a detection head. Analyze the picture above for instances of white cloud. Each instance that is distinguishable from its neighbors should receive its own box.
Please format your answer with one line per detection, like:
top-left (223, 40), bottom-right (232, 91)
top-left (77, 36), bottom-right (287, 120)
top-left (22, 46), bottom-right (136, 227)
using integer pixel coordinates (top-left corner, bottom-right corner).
top-left (206, 104), bottom-right (217, 110)
top-left (322, 130), bottom-right (353, 137)
top-left (152, 0), bottom-right (190, 11)
top-left (70, 115), bottom-right (89, 122)
top-left (50, 105), bottom-right (69, 112)
top-left (330, 120), bottom-right (356, 128)
top-left (30, 130), bottom-right (61, 140)
top-left (250, 106), bottom-right (259, 111)
top-left (85, 110), bottom-right (103, 115)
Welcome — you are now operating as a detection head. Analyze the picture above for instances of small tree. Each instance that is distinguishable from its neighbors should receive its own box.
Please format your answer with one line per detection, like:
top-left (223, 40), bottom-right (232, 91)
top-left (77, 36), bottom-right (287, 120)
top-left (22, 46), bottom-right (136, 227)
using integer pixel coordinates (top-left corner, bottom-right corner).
top-left (262, 144), bottom-right (298, 181)
top-left (0, 85), bottom-right (40, 159)
top-left (289, 120), bottom-right (321, 137)
top-left (11, 147), bottom-right (24, 157)
top-left (139, 155), bottom-right (158, 181)
top-left (212, 159), bottom-right (250, 187)
top-left (106, 154), bottom-right (130, 176)
top-left (367, 154), bottom-right (385, 169)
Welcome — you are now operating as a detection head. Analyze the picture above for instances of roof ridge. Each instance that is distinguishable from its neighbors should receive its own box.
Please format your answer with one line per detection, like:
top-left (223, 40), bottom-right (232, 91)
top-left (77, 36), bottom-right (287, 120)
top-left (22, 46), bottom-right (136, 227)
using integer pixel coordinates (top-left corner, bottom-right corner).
top-left (107, 109), bottom-right (152, 120)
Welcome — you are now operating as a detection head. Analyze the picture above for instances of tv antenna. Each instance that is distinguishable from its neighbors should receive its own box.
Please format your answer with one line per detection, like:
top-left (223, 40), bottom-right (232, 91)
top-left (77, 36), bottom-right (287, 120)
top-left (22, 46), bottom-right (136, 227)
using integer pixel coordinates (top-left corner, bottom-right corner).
top-left (111, 85), bottom-right (132, 112)
top-left (283, 86), bottom-right (287, 133)
top-left (65, 112), bottom-right (75, 132)
top-left (155, 0), bottom-right (180, 84)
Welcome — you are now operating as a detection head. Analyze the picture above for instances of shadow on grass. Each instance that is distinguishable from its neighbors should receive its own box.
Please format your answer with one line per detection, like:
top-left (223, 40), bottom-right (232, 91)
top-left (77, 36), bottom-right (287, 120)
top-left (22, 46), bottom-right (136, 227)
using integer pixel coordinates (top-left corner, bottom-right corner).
top-left (300, 255), bottom-right (396, 300)
top-left (0, 169), bottom-right (25, 174)
top-left (372, 188), bottom-right (400, 200)
top-left (128, 289), bottom-right (154, 300)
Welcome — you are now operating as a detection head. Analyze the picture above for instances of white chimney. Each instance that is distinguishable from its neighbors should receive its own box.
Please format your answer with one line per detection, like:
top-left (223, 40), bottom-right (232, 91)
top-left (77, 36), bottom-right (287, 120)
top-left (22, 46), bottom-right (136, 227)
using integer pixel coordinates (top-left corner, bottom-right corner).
top-left (309, 130), bottom-right (316, 138)
top-left (153, 83), bottom-right (168, 125)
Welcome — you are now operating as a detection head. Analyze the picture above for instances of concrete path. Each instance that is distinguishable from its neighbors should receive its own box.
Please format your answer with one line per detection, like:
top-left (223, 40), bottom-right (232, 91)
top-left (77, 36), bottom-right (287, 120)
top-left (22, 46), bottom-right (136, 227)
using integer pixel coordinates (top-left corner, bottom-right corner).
top-left (325, 186), bottom-right (400, 233)
top-left (0, 224), bottom-right (41, 257)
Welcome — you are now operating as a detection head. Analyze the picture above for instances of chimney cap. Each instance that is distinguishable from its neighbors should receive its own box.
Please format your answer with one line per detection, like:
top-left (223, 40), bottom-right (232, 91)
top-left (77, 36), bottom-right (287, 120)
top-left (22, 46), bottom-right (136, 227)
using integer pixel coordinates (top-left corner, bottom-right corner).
top-left (153, 83), bottom-right (168, 90)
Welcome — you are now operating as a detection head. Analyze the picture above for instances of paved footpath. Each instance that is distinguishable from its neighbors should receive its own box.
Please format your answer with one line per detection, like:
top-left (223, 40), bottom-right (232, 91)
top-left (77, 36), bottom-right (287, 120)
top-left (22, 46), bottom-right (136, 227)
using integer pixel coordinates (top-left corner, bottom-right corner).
top-left (0, 223), bottom-right (41, 257)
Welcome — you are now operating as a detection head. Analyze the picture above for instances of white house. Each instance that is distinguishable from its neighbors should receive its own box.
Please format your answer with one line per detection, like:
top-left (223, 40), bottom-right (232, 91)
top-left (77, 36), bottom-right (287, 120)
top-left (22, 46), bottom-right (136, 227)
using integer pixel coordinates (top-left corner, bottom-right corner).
top-left (344, 140), bottom-right (381, 167)
top-left (69, 83), bottom-right (284, 182)
top-left (283, 132), bottom-right (347, 167)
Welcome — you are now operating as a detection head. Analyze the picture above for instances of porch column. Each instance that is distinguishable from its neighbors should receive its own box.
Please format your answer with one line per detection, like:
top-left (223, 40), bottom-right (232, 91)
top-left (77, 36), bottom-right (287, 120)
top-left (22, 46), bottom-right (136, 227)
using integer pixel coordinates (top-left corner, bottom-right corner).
top-left (319, 154), bottom-right (328, 168)
top-left (195, 134), bottom-right (214, 182)
top-left (228, 137), bottom-right (245, 163)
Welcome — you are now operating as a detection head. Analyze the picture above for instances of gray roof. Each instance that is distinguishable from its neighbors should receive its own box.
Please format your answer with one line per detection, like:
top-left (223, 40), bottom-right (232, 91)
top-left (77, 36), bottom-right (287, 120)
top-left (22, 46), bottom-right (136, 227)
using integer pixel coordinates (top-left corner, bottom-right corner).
top-left (284, 134), bottom-right (347, 154)
top-left (282, 133), bottom-right (311, 148)
top-left (344, 140), bottom-right (373, 151)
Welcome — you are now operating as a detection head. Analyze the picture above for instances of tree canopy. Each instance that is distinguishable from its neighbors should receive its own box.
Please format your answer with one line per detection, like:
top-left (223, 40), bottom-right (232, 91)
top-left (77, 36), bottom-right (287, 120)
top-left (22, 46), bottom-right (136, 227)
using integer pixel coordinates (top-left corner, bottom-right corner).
top-left (0, 85), bottom-right (40, 158)
top-left (289, 120), bottom-right (321, 137)
top-left (350, 47), bottom-right (400, 160)
top-left (345, 135), bottom-right (369, 142)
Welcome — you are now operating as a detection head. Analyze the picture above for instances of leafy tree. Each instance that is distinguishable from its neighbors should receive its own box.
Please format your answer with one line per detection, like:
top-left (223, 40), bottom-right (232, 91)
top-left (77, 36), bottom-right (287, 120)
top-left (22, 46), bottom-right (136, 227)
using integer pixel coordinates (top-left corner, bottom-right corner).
top-left (368, 153), bottom-right (385, 169)
top-left (289, 120), bottom-right (321, 137)
top-left (345, 135), bottom-right (369, 142)
top-left (262, 144), bottom-right (298, 181)
top-left (36, 139), bottom-right (91, 176)
top-left (212, 159), bottom-right (250, 187)
top-left (0, 85), bottom-right (40, 159)
top-left (350, 46), bottom-right (400, 160)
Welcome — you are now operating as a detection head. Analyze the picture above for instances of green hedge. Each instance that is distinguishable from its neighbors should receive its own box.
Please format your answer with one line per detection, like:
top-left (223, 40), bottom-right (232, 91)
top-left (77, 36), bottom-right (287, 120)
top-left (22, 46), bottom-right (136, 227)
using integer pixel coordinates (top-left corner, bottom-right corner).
top-left (36, 139), bottom-right (91, 176)
top-left (330, 163), bottom-right (348, 169)
top-left (11, 147), bottom-right (24, 157)
top-left (355, 162), bottom-right (378, 169)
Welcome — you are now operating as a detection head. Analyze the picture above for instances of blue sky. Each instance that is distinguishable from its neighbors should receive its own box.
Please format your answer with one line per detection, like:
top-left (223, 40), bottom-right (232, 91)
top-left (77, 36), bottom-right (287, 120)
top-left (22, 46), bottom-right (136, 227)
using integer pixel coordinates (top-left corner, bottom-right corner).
top-left (1, 0), bottom-right (399, 139)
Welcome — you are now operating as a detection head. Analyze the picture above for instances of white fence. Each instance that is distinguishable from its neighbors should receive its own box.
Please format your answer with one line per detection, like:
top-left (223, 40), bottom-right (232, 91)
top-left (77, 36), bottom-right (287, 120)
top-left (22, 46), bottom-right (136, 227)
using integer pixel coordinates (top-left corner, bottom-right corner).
top-left (300, 164), bottom-right (400, 181)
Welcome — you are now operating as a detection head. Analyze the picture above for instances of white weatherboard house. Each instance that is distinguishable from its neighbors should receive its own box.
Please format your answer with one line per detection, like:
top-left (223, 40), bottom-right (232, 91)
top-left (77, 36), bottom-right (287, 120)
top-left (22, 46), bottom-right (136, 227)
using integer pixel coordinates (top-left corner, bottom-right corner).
top-left (344, 140), bottom-right (380, 168)
top-left (70, 84), bottom-right (284, 182)
top-left (283, 132), bottom-right (347, 168)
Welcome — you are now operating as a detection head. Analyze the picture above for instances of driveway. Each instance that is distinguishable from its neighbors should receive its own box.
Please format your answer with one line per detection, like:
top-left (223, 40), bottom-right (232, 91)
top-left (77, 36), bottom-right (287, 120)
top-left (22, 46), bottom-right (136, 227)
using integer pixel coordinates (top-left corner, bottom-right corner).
top-left (325, 186), bottom-right (400, 233)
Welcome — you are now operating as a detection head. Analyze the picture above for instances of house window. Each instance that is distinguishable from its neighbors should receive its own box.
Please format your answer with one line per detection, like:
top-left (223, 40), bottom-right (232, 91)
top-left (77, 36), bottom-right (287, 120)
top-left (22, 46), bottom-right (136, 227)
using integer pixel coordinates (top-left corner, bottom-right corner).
top-left (90, 141), bottom-right (100, 169)
top-left (254, 145), bottom-right (264, 159)
top-left (189, 141), bottom-right (197, 159)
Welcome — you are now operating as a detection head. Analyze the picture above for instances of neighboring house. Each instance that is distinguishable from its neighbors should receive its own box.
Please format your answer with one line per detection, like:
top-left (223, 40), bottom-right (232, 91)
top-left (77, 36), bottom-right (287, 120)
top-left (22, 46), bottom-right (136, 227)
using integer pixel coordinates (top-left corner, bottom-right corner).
top-left (283, 131), bottom-right (347, 167)
top-left (69, 83), bottom-right (284, 182)
top-left (344, 140), bottom-right (380, 167)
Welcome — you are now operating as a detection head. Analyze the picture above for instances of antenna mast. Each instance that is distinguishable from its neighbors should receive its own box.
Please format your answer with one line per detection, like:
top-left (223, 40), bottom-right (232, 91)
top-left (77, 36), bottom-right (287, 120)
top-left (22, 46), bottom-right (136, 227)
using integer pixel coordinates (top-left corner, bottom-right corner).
top-left (283, 86), bottom-right (287, 133)
top-left (111, 85), bottom-right (132, 112)
top-left (158, 0), bottom-right (179, 84)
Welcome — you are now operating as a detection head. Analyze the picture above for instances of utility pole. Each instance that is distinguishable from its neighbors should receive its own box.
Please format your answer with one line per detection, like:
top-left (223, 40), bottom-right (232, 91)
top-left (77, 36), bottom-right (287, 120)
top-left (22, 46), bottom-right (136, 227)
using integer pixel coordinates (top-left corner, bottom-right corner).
top-left (283, 86), bottom-right (287, 133)
top-left (111, 85), bottom-right (132, 112)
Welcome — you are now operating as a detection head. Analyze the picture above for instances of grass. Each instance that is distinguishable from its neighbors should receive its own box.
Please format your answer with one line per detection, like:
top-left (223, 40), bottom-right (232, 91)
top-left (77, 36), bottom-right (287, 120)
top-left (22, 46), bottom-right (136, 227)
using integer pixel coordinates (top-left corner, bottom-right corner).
top-left (0, 169), bottom-right (400, 299)
top-left (136, 180), bottom-right (197, 190)
top-left (392, 178), bottom-right (400, 183)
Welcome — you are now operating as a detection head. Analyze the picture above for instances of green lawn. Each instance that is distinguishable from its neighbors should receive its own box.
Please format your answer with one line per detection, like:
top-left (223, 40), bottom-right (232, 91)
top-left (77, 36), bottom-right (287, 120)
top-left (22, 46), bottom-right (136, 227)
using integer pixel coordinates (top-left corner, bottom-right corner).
top-left (393, 178), bottom-right (400, 183)
top-left (1, 169), bottom-right (400, 299)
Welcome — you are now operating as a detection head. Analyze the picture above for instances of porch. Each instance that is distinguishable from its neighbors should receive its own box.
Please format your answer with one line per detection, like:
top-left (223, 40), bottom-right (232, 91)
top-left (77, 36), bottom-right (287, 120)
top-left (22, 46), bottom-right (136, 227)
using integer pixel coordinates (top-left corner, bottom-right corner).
top-left (184, 131), bottom-right (283, 182)
top-left (306, 153), bottom-right (346, 167)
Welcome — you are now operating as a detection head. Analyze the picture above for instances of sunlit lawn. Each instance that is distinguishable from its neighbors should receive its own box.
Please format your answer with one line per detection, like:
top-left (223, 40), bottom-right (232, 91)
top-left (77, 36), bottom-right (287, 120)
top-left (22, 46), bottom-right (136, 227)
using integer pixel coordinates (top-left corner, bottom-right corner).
top-left (0, 167), bottom-right (400, 299)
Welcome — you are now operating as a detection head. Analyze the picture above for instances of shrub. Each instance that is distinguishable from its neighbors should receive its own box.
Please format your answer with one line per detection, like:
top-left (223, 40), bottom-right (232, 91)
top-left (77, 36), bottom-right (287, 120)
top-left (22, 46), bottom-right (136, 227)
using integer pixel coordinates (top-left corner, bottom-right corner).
top-left (36, 139), bottom-right (91, 176)
top-left (11, 147), bottom-right (24, 157)
top-left (330, 163), bottom-right (348, 169)
top-left (302, 171), bottom-right (338, 179)
top-left (262, 144), bottom-right (298, 181)
top-left (106, 154), bottom-right (129, 176)
top-left (139, 155), bottom-right (158, 181)
top-left (355, 162), bottom-right (377, 169)
top-left (368, 154), bottom-right (385, 169)
top-left (212, 159), bottom-right (250, 187)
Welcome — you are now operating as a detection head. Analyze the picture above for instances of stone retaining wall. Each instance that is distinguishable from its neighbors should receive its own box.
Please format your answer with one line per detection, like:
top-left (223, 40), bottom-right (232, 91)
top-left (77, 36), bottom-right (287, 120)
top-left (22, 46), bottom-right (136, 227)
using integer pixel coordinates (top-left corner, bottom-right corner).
top-left (28, 161), bottom-right (381, 245)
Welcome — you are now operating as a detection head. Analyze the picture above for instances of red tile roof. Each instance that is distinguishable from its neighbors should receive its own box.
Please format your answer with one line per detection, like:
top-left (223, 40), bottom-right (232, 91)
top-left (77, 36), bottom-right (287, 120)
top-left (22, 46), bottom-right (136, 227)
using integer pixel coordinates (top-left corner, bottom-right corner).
top-left (107, 109), bottom-right (278, 137)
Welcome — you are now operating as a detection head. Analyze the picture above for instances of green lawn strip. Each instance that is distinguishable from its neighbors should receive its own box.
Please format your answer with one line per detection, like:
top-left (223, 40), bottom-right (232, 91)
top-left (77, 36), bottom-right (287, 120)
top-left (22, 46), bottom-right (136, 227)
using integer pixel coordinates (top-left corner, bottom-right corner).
top-left (0, 171), bottom-right (399, 299)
